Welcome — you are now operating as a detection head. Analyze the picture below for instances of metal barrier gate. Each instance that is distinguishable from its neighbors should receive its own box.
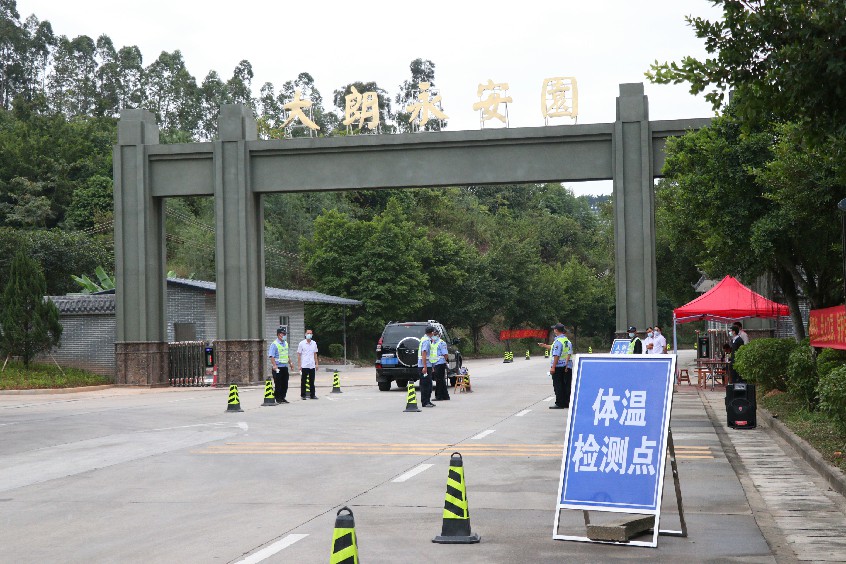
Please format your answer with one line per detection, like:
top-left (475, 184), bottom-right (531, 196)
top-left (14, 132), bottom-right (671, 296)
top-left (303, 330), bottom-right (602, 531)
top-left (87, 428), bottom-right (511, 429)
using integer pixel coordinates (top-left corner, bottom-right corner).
top-left (168, 341), bottom-right (209, 386)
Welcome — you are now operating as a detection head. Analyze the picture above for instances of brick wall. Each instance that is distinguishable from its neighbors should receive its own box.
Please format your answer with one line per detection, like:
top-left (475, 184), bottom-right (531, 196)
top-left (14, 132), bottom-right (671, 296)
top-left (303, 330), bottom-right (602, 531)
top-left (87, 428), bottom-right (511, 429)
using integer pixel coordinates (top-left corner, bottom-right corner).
top-left (167, 285), bottom-right (213, 341)
top-left (45, 314), bottom-right (116, 377)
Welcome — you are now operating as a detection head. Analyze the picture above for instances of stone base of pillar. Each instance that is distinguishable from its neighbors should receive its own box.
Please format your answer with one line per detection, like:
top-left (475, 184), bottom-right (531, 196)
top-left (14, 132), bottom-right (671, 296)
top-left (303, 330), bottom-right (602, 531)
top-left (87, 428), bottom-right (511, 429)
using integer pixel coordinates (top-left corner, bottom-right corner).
top-left (214, 339), bottom-right (264, 385)
top-left (115, 341), bottom-right (169, 386)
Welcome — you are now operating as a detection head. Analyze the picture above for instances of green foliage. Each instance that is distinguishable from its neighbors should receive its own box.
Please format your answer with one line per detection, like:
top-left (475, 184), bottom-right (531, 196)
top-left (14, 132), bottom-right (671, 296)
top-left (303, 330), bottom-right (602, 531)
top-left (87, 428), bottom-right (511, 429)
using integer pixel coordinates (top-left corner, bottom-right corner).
top-left (818, 365), bottom-right (846, 433)
top-left (817, 348), bottom-right (846, 381)
top-left (0, 360), bottom-right (111, 389)
top-left (647, 0), bottom-right (846, 141)
top-left (0, 227), bottom-right (112, 295)
top-left (65, 174), bottom-right (113, 229)
top-left (734, 338), bottom-right (797, 392)
top-left (327, 344), bottom-right (344, 359)
top-left (0, 250), bottom-right (62, 366)
top-left (786, 342), bottom-right (818, 410)
top-left (71, 266), bottom-right (114, 294)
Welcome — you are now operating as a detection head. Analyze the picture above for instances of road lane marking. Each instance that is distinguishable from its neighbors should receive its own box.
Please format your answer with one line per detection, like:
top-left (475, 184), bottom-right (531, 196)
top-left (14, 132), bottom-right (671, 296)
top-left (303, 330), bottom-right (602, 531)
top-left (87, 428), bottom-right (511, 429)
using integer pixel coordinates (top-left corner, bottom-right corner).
top-left (515, 409), bottom-right (531, 417)
top-left (235, 534), bottom-right (308, 564)
top-left (192, 443), bottom-right (714, 460)
top-left (544, 396), bottom-right (554, 402)
top-left (471, 430), bottom-right (496, 440)
top-left (392, 464), bottom-right (434, 482)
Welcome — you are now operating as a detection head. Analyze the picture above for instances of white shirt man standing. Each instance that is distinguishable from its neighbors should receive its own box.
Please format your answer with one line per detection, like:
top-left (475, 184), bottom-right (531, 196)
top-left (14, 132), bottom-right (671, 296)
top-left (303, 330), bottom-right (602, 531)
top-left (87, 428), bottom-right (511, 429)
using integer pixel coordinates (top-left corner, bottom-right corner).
top-left (297, 329), bottom-right (319, 399)
top-left (650, 325), bottom-right (667, 354)
top-left (643, 327), bottom-right (655, 355)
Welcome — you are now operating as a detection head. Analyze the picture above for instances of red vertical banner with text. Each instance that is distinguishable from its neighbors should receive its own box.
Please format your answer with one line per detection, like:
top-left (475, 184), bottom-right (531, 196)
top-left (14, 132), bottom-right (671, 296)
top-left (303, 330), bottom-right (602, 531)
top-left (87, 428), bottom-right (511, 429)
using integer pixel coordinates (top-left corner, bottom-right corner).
top-left (809, 306), bottom-right (846, 350)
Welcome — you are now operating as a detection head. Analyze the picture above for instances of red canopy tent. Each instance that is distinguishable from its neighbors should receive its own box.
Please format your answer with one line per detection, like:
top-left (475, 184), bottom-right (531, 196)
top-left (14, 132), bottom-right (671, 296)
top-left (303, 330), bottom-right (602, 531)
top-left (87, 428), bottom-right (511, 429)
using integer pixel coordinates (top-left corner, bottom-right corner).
top-left (672, 275), bottom-right (790, 350)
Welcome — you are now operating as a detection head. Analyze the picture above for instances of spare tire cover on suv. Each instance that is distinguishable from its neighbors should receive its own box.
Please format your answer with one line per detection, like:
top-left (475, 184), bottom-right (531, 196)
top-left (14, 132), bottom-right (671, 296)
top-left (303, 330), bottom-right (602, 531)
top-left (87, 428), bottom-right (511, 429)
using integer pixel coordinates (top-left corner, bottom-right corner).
top-left (396, 336), bottom-right (420, 367)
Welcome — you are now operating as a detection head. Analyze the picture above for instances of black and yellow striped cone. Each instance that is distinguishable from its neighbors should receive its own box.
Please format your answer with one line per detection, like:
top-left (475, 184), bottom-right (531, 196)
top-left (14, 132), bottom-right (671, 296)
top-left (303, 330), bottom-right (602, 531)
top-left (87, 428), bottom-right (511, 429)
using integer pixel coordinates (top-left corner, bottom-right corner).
top-left (525, 350), bottom-right (530, 360)
top-left (464, 371), bottom-right (472, 393)
top-left (404, 379), bottom-right (421, 412)
top-left (330, 506), bottom-right (360, 564)
top-left (588, 346), bottom-right (593, 354)
top-left (503, 351), bottom-right (513, 363)
top-left (432, 452), bottom-right (481, 544)
top-left (331, 370), bottom-right (342, 393)
top-left (262, 378), bottom-right (277, 406)
top-left (544, 349), bottom-right (550, 358)
top-left (226, 384), bottom-right (243, 412)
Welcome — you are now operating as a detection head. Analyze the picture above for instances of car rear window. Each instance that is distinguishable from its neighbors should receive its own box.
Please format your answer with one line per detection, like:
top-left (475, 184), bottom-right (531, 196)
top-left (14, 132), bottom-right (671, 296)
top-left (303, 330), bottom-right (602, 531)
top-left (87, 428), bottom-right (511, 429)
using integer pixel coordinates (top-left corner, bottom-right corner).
top-left (382, 324), bottom-right (425, 344)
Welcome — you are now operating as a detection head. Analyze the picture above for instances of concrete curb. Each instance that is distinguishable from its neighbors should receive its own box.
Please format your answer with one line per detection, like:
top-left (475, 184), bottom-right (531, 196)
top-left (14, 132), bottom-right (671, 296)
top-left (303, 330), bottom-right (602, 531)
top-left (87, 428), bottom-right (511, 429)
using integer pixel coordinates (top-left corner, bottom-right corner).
top-left (0, 384), bottom-right (114, 395)
top-left (758, 406), bottom-right (846, 498)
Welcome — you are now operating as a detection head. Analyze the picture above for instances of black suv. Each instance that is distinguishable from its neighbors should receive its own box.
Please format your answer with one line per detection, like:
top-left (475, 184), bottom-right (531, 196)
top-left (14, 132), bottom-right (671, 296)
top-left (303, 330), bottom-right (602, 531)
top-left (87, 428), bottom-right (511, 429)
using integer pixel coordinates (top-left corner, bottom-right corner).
top-left (375, 320), bottom-right (463, 391)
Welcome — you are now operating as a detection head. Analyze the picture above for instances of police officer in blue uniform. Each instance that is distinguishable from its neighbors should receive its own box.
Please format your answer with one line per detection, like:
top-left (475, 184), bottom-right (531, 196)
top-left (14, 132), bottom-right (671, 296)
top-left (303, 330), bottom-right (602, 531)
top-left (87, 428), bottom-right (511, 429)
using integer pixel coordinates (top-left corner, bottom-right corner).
top-left (432, 328), bottom-right (451, 401)
top-left (418, 326), bottom-right (436, 407)
top-left (540, 323), bottom-right (573, 409)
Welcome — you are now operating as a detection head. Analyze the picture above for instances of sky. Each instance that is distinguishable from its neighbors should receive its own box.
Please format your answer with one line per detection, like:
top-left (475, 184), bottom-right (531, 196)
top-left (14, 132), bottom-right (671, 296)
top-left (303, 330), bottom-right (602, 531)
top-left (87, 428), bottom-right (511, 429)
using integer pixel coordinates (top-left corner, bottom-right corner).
top-left (16, 0), bottom-right (723, 195)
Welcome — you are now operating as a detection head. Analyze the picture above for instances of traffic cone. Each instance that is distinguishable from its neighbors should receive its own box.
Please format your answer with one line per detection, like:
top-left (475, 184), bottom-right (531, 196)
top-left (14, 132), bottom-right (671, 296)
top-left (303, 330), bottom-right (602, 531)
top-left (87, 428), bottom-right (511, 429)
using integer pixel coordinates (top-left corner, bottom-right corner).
top-left (330, 506), bottom-right (360, 564)
top-left (404, 380), bottom-right (421, 412)
top-left (331, 370), bottom-right (343, 393)
top-left (226, 384), bottom-right (243, 412)
top-left (588, 346), bottom-right (593, 354)
top-left (464, 370), bottom-right (473, 393)
top-left (432, 453), bottom-right (480, 544)
top-left (525, 350), bottom-right (530, 360)
top-left (503, 351), bottom-right (513, 363)
top-left (262, 378), bottom-right (277, 406)
top-left (544, 349), bottom-right (550, 358)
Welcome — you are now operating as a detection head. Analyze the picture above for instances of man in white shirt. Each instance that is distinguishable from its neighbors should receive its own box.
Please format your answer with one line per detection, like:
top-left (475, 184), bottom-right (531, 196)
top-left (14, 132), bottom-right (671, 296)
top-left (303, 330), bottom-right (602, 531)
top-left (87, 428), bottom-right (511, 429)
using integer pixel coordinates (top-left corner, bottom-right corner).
top-left (643, 327), bottom-right (655, 355)
top-left (733, 322), bottom-right (750, 345)
top-left (650, 325), bottom-right (667, 354)
top-left (297, 329), bottom-right (319, 399)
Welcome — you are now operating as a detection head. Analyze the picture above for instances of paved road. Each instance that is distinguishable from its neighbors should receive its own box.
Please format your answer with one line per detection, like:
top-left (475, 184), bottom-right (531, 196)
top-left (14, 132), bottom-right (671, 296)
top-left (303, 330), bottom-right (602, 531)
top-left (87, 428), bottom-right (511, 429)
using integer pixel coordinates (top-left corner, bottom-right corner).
top-left (0, 353), bottom-right (840, 562)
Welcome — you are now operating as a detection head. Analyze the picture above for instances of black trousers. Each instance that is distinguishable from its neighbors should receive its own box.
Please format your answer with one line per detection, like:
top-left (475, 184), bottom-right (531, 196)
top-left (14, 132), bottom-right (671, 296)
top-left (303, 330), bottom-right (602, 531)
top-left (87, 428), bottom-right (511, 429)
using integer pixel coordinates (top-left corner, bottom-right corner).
top-left (301, 367), bottom-right (316, 398)
top-left (433, 363), bottom-right (450, 399)
top-left (418, 367), bottom-right (433, 406)
top-left (273, 366), bottom-right (289, 401)
top-left (552, 366), bottom-right (572, 407)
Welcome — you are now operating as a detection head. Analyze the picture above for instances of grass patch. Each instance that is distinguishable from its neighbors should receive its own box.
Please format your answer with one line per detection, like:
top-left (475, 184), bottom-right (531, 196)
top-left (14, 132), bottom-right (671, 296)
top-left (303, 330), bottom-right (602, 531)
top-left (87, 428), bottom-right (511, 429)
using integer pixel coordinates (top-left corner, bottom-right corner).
top-left (761, 390), bottom-right (846, 473)
top-left (0, 361), bottom-right (112, 390)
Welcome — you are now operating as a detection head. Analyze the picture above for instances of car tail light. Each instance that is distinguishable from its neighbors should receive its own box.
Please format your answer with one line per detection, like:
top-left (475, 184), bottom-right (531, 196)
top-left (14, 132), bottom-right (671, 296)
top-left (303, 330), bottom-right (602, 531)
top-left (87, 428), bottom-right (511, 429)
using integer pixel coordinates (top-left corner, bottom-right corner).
top-left (376, 337), bottom-right (383, 353)
top-left (376, 363), bottom-right (382, 369)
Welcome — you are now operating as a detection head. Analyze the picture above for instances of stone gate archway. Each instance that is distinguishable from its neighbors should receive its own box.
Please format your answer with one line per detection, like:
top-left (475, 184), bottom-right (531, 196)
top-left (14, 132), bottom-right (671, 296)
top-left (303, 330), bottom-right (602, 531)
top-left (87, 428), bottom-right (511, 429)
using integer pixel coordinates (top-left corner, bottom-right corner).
top-left (113, 82), bottom-right (709, 385)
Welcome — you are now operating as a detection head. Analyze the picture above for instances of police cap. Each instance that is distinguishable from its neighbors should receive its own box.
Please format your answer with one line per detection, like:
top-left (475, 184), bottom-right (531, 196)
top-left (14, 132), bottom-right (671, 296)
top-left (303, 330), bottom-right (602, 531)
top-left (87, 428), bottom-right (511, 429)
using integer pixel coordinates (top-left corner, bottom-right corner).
top-left (551, 323), bottom-right (566, 332)
top-left (627, 325), bottom-right (637, 332)
top-left (424, 326), bottom-right (436, 335)
top-left (276, 326), bottom-right (287, 335)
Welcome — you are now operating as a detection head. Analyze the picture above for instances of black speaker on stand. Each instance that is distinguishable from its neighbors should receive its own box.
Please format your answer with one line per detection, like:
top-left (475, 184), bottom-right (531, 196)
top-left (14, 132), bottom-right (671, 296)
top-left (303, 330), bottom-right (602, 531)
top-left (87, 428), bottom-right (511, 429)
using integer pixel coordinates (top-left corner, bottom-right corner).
top-left (725, 383), bottom-right (757, 429)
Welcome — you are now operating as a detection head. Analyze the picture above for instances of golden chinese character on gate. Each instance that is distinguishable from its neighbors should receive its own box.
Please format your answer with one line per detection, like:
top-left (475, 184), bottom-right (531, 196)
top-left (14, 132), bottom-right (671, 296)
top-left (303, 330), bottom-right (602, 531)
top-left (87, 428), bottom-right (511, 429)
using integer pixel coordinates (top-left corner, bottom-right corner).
top-left (281, 89), bottom-right (320, 132)
top-left (343, 86), bottom-right (381, 131)
top-left (472, 79), bottom-right (512, 128)
top-left (541, 77), bottom-right (578, 124)
top-left (405, 82), bottom-right (449, 131)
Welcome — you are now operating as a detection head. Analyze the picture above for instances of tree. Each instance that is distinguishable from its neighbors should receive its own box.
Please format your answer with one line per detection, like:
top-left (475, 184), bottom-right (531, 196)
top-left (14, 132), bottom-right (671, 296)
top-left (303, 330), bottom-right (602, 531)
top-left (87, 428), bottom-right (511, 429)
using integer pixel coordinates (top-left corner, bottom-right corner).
top-left (142, 50), bottom-right (199, 136)
top-left (647, 0), bottom-right (846, 140)
top-left (197, 70), bottom-right (227, 140)
top-left (48, 34), bottom-right (98, 116)
top-left (0, 250), bottom-right (61, 366)
top-left (657, 108), bottom-right (846, 340)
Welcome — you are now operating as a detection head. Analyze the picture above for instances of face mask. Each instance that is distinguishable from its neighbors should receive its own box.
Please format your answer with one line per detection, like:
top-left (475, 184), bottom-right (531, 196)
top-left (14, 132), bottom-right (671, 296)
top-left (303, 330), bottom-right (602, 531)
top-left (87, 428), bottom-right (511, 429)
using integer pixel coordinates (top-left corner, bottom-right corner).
top-left (654, 330), bottom-right (660, 336)
top-left (306, 334), bottom-right (313, 340)
top-left (647, 332), bottom-right (653, 338)
top-left (280, 336), bottom-right (286, 342)
top-left (628, 332), bottom-right (635, 338)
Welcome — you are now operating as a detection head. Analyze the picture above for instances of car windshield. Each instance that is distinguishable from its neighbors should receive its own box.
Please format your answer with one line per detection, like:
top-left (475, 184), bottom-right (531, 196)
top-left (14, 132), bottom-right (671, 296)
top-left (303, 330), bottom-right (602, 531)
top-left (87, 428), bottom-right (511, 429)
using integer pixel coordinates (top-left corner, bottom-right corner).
top-left (382, 324), bottom-right (425, 345)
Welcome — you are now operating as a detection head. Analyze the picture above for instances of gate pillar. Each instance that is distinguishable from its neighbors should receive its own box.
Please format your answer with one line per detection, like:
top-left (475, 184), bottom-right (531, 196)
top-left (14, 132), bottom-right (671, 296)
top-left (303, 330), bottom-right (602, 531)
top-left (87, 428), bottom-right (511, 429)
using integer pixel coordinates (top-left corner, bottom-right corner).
top-left (213, 104), bottom-right (265, 384)
top-left (113, 109), bottom-right (168, 385)
top-left (613, 83), bottom-right (658, 333)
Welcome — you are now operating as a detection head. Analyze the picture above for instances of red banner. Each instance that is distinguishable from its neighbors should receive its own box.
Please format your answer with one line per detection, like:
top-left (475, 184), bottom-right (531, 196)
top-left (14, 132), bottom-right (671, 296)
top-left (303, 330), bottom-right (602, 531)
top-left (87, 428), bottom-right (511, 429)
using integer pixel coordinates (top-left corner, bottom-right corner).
top-left (809, 305), bottom-right (846, 350)
top-left (499, 329), bottom-right (549, 341)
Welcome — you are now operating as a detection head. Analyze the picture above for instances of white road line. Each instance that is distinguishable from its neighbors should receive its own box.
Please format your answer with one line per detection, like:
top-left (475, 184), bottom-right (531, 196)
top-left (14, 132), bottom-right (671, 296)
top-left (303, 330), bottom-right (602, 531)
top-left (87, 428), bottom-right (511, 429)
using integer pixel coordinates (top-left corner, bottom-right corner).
top-left (392, 463), bottom-right (434, 483)
top-left (515, 409), bottom-right (531, 417)
top-left (543, 396), bottom-right (555, 402)
top-left (235, 534), bottom-right (309, 564)
top-left (471, 429), bottom-right (496, 440)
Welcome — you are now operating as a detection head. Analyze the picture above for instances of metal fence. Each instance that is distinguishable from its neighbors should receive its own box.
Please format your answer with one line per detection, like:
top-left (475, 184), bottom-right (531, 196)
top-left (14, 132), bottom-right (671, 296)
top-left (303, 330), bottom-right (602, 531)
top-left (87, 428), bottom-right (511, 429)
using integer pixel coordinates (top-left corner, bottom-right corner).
top-left (168, 341), bottom-right (209, 386)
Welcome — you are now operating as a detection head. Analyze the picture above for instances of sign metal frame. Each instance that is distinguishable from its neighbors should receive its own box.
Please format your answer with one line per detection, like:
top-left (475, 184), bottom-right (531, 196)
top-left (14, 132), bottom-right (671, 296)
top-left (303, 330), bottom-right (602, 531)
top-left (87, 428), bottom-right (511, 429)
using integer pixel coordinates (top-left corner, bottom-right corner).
top-left (552, 354), bottom-right (685, 548)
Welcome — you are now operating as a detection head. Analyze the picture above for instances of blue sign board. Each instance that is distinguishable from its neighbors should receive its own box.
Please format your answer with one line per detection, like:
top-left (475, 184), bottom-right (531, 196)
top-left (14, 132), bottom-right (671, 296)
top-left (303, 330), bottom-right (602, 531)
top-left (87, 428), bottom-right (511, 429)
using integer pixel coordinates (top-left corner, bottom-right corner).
top-left (610, 338), bottom-right (631, 354)
top-left (556, 355), bottom-right (676, 514)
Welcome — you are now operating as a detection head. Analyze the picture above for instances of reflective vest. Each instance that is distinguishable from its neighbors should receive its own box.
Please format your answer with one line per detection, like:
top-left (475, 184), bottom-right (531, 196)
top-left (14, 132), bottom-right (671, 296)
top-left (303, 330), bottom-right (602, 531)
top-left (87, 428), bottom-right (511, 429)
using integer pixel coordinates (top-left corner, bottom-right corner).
top-left (430, 337), bottom-right (442, 364)
top-left (553, 335), bottom-right (571, 363)
top-left (418, 335), bottom-right (428, 361)
top-left (273, 340), bottom-right (289, 364)
top-left (627, 338), bottom-right (640, 354)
